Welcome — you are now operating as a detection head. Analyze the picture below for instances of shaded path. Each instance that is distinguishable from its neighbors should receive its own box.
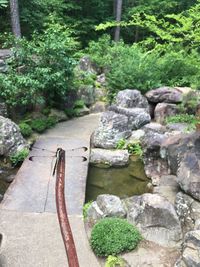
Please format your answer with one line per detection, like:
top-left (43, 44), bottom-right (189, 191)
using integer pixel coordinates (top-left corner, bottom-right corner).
top-left (0, 114), bottom-right (101, 267)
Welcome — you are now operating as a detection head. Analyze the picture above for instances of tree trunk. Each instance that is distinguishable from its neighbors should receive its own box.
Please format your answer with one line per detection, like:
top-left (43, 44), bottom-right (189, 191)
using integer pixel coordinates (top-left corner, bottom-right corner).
top-left (114, 0), bottom-right (123, 42)
top-left (9, 0), bottom-right (21, 38)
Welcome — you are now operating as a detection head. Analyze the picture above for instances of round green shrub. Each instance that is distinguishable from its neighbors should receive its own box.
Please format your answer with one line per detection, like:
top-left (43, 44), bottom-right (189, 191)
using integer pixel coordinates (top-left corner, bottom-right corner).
top-left (19, 122), bottom-right (33, 137)
top-left (90, 218), bottom-right (142, 257)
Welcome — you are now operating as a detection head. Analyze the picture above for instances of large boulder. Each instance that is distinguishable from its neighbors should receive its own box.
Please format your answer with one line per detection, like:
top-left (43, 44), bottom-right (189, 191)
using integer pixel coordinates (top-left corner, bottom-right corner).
top-left (154, 103), bottom-right (179, 124)
top-left (115, 89), bottom-right (149, 111)
top-left (124, 193), bottom-right (182, 246)
top-left (153, 175), bottom-right (179, 204)
top-left (175, 192), bottom-right (200, 235)
top-left (91, 111), bottom-right (132, 149)
top-left (0, 116), bottom-right (28, 156)
top-left (177, 152), bottom-right (200, 201)
top-left (142, 129), bottom-right (169, 185)
top-left (87, 194), bottom-right (126, 225)
top-left (182, 230), bottom-right (200, 267)
top-left (160, 133), bottom-right (200, 175)
top-left (90, 148), bottom-right (129, 167)
top-left (146, 87), bottom-right (183, 104)
top-left (109, 106), bottom-right (151, 130)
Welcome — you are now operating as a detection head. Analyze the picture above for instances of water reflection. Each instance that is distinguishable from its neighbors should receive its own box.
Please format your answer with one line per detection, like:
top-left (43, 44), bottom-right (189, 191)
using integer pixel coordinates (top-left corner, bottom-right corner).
top-left (86, 156), bottom-right (151, 202)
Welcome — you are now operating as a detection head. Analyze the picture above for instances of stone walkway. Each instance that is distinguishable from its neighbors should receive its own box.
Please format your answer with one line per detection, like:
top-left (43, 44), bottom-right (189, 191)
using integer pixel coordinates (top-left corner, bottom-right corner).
top-left (0, 114), bottom-right (101, 267)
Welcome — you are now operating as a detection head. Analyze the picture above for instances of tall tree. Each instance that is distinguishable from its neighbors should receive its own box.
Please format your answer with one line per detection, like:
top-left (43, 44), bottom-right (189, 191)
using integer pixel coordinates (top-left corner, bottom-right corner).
top-left (114, 0), bottom-right (123, 42)
top-left (9, 0), bottom-right (21, 38)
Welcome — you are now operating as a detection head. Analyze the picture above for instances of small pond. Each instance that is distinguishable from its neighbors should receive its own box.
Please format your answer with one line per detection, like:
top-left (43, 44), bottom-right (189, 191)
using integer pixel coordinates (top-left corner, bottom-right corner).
top-left (85, 156), bottom-right (151, 202)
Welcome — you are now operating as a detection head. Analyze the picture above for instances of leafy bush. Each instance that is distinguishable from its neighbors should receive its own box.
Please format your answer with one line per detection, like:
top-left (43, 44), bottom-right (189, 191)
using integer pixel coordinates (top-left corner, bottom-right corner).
top-left (10, 148), bottom-right (29, 166)
top-left (74, 99), bottom-right (85, 109)
top-left (90, 218), bottom-right (142, 256)
top-left (165, 114), bottom-right (198, 124)
top-left (0, 21), bottom-right (78, 108)
top-left (19, 122), bottom-right (33, 137)
top-left (116, 139), bottom-right (143, 157)
top-left (105, 256), bottom-right (126, 267)
top-left (87, 36), bottom-right (200, 101)
top-left (83, 201), bottom-right (93, 219)
top-left (31, 119), bottom-right (48, 133)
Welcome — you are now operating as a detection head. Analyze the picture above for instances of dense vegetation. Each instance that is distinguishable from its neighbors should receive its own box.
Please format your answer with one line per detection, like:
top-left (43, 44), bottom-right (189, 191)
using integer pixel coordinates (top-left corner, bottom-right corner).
top-left (0, 0), bottom-right (200, 115)
top-left (90, 218), bottom-right (142, 256)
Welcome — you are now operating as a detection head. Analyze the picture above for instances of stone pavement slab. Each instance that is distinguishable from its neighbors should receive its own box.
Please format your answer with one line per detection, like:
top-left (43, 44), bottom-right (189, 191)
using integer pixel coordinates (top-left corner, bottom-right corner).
top-left (0, 114), bottom-right (101, 267)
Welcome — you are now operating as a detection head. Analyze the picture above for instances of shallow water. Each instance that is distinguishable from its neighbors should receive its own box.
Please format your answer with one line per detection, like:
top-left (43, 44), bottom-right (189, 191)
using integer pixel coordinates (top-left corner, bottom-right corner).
top-left (85, 156), bottom-right (150, 202)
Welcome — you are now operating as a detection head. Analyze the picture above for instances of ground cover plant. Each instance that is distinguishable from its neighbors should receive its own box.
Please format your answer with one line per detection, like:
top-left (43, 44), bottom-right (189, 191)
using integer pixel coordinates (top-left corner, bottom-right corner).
top-left (90, 218), bottom-right (142, 256)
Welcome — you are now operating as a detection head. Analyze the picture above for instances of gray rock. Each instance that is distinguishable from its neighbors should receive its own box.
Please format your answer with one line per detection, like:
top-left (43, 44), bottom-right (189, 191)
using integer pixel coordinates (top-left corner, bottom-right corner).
top-left (116, 89), bottom-right (149, 110)
top-left (87, 194), bottom-right (126, 225)
top-left (160, 133), bottom-right (200, 175)
top-left (49, 108), bottom-right (68, 122)
top-left (128, 129), bottom-right (145, 143)
top-left (142, 122), bottom-right (166, 134)
top-left (96, 73), bottom-right (106, 86)
top-left (90, 101), bottom-right (107, 113)
top-left (175, 192), bottom-right (200, 235)
top-left (91, 111), bottom-right (132, 149)
top-left (0, 101), bottom-right (8, 117)
top-left (90, 148), bottom-right (129, 167)
top-left (166, 123), bottom-right (193, 134)
top-left (146, 87), bottom-right (183, 103)
top-left (0, 59), bottom-right (7, 73)
top-left (182, 230), bottom-right (200, 267)
top-left (0, 116), bottom-right (28, 156)
top-left (153, 175), bottom-right (179, 204)
top-left (124, 193), bottom-right (182, 246)
top-left (109, 106), bottom-right (151, 130)
top-left (154, 103), bottom-right (179, 124)
top-left (79, 56), bottom-right (97, 73)
top-left (78, 85), bottom-right (96, 106)
top-left (142, 130), bottom-right (169, 185)
top-left (177, 152), bottom-right (200, 201)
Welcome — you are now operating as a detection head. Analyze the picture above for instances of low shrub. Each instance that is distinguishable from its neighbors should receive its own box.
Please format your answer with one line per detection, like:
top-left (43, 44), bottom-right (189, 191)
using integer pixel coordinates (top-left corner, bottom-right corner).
top-left (19, 122), bottom-right (33, 137)
top-left (165, 114), bottom-right (198, 124)
top-left (31, 118), bottom-right (48, 133)
top-left (30, 116), bottom-right (57, 133)
top-left (46, 116), bottom-right (57, 128)
top-left (74, 99), bottom-right (85, 109)
top-left (83, 201), bottom-right (93, 219)
top-left (90, 218), bottom-right (142, 257)
top-left (10, 148), bottom-right (29, 166)
top-left (105, 255), bottom-right (126, 267)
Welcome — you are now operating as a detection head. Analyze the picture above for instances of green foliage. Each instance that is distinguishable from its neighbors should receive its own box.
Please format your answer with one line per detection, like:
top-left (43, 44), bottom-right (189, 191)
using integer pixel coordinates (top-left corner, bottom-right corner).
top-left (10, 148), bottom-right (29, 166)
top-left (74, 100), bottom-right (85, 109)
top-left (126, 142), bottom-right (143, 158)
top-left (0, 0), bottom-right (7, 8)
top-left (83, 201), bottom-right (93, 219)
top-left (30, 116), bottom-right (57, 133)
top-left (0, 21), bottom-right (78, 108)
top-left (165, 114), bottom-right (198, 124)
top-left (105, 255), bottom-right (126, 267)
top-left (90, 218), bottom-right (142, 256)
top-left (116, 139), bottom-right (126, 149)
top-left (19, 122), bottom-right (33, 137)
top-left (116, 139), bottom-right (143, 157)
top-left (87, 37), bottom-right (200, 101)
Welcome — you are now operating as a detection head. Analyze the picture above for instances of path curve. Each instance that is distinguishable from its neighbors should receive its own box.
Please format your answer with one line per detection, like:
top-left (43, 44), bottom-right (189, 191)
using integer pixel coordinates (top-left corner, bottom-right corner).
top-left (0, 114), bottom-right (101, 267)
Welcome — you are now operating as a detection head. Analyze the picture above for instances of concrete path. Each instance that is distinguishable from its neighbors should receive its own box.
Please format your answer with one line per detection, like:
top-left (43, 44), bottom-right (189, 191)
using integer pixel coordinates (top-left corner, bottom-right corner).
top-left (0, 114), bottom-right (101, 267)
